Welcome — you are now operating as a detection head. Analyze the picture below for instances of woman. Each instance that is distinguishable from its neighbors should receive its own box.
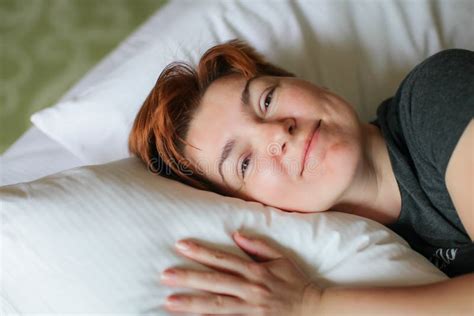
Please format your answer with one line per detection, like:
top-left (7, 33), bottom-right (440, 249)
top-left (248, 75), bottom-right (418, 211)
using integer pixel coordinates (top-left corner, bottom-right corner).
top-left (129, 39), bottom-right (473, 315)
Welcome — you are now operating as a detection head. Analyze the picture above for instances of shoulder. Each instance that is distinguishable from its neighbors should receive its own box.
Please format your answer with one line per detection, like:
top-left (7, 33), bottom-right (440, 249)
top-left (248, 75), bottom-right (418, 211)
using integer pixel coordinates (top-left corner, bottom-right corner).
top-left (405, 48), bottom-right (474, 83)
top-left (400, 48), bottom-right (473, 106)
top-left (397, 49), bottom-right (473, 106)
top-left (403, 49), bottom-right (474, 240)
top-left (394, 49), bottom-right (474, 170)
top-left (445, 119), bottom-right (474, 241)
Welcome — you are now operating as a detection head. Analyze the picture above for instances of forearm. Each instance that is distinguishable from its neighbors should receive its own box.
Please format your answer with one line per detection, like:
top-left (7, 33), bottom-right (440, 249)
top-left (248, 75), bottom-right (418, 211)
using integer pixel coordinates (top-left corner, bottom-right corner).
top-left (303, 273), bottom-right (474, 316)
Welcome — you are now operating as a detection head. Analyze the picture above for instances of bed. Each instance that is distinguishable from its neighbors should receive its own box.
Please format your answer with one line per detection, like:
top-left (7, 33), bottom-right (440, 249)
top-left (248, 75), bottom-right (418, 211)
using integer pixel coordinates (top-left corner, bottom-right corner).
top-left (2, 0), bottom-right (474, 185)
top-left (1, 0), bottom-right (473, 315)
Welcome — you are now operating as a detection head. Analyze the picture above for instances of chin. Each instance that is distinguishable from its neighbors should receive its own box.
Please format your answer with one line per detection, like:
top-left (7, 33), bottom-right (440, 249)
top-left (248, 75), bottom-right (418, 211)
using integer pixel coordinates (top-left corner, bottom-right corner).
top-left (305, 141), bottom-right (361, 212)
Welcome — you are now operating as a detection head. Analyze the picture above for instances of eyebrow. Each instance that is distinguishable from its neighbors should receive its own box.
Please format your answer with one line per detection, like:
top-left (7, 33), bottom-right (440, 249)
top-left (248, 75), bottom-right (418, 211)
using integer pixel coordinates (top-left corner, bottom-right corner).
top-left (218, 75), bottom-right (261, 186)
top-left (241, 75), bottom-right (261, 109)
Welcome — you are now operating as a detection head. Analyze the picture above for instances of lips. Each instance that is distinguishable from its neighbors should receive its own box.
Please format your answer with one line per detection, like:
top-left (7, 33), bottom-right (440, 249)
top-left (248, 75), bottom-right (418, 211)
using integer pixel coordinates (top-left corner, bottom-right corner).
top-left (300, 119), bottom-right (321, 176)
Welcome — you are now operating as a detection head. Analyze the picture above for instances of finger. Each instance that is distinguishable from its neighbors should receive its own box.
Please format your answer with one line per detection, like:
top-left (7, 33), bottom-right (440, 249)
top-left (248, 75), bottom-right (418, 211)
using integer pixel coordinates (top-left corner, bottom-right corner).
top-left (160, 268), bottom-right (268, 302)
top-left (203, 314), bottom-right (243, 316)
top-left (174, 240), bottom-right (267, 282)
top-left (164, 293), bottom-right (254, 315)
top-left (232, 232), bottom-right (283, 261)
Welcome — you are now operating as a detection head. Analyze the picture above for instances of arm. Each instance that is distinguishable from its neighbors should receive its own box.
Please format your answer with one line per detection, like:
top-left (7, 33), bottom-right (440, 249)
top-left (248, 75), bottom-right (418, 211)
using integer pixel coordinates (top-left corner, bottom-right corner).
top-left (445, 119), bottom-right (474, 240)
top-left (303, 273), bottom-right (474, 316)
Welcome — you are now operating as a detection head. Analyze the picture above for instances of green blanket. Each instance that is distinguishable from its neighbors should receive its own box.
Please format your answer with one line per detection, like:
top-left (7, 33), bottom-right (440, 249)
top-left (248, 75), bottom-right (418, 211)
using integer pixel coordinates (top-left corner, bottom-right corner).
top-left (0, 0), bottom-right (167, 154)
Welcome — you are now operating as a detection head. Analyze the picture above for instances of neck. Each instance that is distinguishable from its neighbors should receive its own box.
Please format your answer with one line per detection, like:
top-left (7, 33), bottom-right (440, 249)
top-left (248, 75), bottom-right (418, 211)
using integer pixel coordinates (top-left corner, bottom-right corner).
top-left (331, 123), bottom-right (401, 225)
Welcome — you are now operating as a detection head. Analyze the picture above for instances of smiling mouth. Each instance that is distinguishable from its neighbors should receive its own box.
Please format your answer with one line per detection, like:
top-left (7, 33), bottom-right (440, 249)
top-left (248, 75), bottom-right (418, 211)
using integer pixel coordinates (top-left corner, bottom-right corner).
top-left (300, 119), bottom-right (321, 176)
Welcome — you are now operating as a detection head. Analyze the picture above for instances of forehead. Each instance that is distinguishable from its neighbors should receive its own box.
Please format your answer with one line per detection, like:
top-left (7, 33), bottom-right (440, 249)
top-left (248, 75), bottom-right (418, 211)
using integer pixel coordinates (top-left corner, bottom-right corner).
top-left (184, 74), bottom-right (248, 184)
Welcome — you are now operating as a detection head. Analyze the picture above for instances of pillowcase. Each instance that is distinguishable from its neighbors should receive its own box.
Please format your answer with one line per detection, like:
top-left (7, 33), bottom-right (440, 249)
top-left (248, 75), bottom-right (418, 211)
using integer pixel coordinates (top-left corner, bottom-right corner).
top-left (30, 0), bottom-right (474, 164)
top-left (1, 157), bottom-right (447, 314)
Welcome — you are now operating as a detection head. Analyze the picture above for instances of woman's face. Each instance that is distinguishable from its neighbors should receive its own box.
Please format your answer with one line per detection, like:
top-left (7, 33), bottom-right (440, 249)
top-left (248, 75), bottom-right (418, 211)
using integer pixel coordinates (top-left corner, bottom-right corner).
top-left (184, 73), bottom-right (365, 213)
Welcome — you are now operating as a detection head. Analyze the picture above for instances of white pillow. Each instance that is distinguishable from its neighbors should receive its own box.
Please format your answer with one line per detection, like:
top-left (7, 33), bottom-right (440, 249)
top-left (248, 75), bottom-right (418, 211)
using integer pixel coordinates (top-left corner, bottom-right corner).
top-left (1, 158), bottom-right (447, 315)
top-left (30, 0), bottom-right (474, 164)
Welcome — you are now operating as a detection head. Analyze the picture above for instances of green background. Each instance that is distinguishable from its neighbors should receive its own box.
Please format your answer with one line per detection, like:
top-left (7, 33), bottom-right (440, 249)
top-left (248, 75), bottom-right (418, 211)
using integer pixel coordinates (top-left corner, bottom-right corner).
top-left (0, 0), bottom-right (168, 154)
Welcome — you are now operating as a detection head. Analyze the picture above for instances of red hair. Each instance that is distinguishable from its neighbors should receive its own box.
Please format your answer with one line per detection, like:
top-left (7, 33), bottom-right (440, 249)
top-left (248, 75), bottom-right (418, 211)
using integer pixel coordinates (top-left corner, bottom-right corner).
top-left (128, 39), bottom-right (294, 194)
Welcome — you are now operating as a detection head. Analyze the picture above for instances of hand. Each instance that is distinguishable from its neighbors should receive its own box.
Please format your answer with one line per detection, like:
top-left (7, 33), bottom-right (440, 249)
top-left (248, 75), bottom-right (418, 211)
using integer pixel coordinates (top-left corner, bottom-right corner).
top-left (160, 231), bottom-right (322, 315)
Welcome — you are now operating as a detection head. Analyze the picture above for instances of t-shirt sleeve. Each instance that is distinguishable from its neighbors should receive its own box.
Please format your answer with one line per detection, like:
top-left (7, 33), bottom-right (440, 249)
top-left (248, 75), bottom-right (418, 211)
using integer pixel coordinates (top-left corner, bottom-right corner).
top-left (396, 49), bottom-right (474, 179)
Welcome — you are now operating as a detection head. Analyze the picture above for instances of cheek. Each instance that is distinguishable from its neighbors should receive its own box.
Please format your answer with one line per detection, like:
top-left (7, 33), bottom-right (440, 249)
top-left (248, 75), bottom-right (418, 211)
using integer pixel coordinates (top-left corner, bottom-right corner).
top-left (245, 164), bottom-right (288, 204)
top-left (287, 140), bottom-right (362, 212)
top-left (261, 130), bottom-right (362, 212)
top-left (324, 93), bottom-right (360, 128)
top-left (324, 139), bottom-right (361, 188)
top-left (280, 87), bottom-right (322, 117)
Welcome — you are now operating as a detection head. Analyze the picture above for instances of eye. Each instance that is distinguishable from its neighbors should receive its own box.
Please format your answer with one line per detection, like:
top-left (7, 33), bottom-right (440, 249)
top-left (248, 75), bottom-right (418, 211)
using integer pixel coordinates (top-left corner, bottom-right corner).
top-left (241, 155), bottom-right (251, 178)
top-left (262, 86), bottom-right (276, 113)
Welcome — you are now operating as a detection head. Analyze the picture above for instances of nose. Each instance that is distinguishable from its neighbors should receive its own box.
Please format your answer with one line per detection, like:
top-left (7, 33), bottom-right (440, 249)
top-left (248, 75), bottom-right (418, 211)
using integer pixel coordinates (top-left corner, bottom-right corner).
top-left (261, 117), bottom-right (296, 159)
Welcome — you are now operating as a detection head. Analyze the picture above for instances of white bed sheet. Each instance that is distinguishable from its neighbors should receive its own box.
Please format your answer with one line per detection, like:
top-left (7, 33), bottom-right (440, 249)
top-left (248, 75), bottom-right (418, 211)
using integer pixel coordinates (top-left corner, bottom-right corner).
top-left (0, 126), bottom-right (85, 186)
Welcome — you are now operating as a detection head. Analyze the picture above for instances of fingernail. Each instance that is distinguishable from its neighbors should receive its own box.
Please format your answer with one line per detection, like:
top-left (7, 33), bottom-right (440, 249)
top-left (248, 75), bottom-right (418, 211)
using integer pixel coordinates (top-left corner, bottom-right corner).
top-left (235, 231), bottom-right (246, 239)
top-left (166, 296), bottom-right (182, 307)
top-left (160, 269), bottom-right (176, 281)
top-left (176, 240), bottom-right (191, 251)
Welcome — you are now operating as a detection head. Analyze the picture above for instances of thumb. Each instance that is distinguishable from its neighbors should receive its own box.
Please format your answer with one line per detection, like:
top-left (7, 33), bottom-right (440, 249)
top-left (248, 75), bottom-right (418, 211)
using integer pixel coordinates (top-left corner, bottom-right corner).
top-left (233, 231), bottom-right (283, 262)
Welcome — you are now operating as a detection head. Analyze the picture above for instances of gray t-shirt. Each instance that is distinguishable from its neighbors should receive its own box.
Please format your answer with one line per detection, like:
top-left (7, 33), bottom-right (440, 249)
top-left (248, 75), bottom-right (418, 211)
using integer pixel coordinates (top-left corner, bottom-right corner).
top-left (370, 49), bottom-right (474, 277)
